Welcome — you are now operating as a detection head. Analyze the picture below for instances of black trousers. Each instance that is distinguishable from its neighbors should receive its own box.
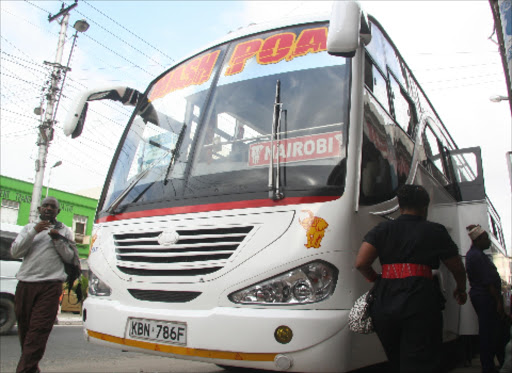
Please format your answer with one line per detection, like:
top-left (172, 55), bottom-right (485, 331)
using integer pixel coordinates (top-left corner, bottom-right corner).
top-left (14, 281), bottom-right (62, 373)
top-left (372, 308), bottom-right (443, 373)
top-left (471, 293), bottom-right (505, 373)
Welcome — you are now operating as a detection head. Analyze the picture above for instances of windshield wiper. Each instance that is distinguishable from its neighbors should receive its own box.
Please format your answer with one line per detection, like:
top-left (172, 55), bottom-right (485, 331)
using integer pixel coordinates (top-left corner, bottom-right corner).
top-left (105, 124), bottom-right (188, 215)
top-left (105, 148), bottom-right (175, 215)
top-left (164, 124), bottom-right (186, 185)
top-left (268, 80), bottom-right (284, 200)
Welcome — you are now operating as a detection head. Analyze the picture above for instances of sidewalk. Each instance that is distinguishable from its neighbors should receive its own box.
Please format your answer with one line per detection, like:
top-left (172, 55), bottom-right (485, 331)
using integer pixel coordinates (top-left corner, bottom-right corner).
top-left (55, 311), bottom-right (83, 325)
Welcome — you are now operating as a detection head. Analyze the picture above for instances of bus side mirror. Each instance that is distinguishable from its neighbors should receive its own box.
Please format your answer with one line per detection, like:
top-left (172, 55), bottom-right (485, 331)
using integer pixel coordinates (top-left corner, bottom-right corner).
top-left (64, 90), bottom-right (93, 138)
top-left (327, 0), bottom-right (371, 57)
top-left (71, 102), bottom-right (88, 139)
top-left (64, 86), bottom-right (147, 138)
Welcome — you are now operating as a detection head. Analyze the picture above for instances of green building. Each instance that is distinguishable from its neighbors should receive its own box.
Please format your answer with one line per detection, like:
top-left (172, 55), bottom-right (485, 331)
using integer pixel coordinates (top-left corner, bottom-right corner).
top-left (0, 175), bottom-right (98, 258)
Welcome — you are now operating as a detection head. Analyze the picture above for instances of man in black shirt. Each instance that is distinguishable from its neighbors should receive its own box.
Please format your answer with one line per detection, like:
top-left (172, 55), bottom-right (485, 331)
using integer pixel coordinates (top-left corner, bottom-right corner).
top-left (355, 184), bottom-right (467, 373)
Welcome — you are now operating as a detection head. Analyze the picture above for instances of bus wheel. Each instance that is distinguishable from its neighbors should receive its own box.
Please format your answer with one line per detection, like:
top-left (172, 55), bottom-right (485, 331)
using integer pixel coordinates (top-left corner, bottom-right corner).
top-left (0, 297), bottom-right (16, 335)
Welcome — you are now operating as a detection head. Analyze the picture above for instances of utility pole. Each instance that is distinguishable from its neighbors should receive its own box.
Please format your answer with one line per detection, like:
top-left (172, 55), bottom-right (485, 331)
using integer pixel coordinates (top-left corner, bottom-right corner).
top-left (28, 1), bottom-right (78, 222)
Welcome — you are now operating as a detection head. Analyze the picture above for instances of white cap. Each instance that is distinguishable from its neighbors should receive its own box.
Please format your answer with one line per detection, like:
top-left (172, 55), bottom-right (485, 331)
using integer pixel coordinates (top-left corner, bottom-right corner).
top-left (467, 225), bottom-right (485, 241)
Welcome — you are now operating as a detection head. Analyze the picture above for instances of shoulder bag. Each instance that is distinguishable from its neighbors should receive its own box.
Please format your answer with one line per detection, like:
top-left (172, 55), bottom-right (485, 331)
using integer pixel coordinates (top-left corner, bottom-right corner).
top-left (348, 280), bottom-right (379, 334)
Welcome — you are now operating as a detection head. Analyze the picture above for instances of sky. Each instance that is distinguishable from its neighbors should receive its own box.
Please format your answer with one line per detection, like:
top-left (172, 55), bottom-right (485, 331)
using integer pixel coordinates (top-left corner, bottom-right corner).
top-left (1, 1), bottom-right (511, 250)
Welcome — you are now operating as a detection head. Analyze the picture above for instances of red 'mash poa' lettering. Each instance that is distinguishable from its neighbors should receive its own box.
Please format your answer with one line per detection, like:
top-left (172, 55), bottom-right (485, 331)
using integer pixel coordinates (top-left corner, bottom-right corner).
top-left (225, 27), bottom-right (328, 76)
top-left (225, 39), bottom-right (263, 76)
top-left (257, 33), bottom-right (295, 65)
top-left (149, 50), bottom-right (220, 101)
top-left (287, 28), bottom-right (327, 60)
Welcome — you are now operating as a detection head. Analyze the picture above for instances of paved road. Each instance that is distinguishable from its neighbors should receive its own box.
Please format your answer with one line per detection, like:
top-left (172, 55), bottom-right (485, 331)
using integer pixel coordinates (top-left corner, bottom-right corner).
top-left (1, 319), bottom-right (484, 373)
top-left (1, 325), bottom-right (224, 373)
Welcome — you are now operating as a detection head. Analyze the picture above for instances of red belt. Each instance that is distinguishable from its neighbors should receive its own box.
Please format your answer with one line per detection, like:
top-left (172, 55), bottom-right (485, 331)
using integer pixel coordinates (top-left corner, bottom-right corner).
top-left (381, 263), bottom-right (432, 279)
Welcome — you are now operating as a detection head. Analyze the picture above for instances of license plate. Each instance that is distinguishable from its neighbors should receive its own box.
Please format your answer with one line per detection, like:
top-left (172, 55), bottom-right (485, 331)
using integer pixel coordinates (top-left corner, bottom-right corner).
top-left (128, 318), bottom-right (187, 345)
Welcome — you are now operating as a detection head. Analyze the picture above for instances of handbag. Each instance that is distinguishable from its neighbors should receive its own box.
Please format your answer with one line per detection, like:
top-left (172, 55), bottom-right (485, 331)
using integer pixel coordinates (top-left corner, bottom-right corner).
top-left (348, 287), bottom-right (376, 334)
top-left (52, 222), bottom-right (84, 304)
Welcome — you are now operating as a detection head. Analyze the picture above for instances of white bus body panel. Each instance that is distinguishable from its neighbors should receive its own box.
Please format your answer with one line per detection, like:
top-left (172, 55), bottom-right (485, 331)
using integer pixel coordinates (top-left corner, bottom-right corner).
top-left (84, 194), bottom-right (388, 372)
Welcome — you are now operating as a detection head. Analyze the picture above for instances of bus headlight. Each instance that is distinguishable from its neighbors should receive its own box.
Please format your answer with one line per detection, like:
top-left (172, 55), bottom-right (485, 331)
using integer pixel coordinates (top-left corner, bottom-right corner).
top-left (229, 261), bottom-right (338, 305)
top-left (88, 270), bottom-right (112, 296)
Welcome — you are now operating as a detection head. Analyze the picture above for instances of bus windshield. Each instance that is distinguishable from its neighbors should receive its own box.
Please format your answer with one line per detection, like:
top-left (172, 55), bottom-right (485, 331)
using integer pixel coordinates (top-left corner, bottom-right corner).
top-left (100, 23), bottom-right (351, 216)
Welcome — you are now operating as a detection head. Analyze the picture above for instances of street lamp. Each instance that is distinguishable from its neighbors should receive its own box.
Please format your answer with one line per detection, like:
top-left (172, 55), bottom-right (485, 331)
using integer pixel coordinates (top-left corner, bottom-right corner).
top-left (73, 19), bottom-right (89, 33)
top-left (52, 19), bottom-right (90, 126)
top-left (46, 161), bottom-right (63, 197)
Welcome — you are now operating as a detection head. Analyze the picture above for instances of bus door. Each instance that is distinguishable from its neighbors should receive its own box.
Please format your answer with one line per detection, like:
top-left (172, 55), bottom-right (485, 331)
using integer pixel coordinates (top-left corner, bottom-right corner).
top-left (445, 147), bottom-right (485, 202)
top-left (444, 146), bottom-right (486, 336)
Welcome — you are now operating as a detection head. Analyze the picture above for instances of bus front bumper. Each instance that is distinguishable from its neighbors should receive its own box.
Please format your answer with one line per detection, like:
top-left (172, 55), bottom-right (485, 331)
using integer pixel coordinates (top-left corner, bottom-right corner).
top-left (82, 297), bottom-right (363, 372)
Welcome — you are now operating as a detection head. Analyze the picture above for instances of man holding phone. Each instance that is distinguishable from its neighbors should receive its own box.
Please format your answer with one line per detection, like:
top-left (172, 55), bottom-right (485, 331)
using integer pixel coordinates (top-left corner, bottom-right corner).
top-left (10, 196), bottom-right (79, 373)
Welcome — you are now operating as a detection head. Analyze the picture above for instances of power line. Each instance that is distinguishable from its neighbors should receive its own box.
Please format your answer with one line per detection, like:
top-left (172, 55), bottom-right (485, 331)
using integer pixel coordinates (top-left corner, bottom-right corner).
top-left (71, 64), bottom-right (164, 72)
top-left (424, 79), bottom-right (505, 92)
top-left (422, 72), bottom-right (503, 85)
top-left (0, 116), bottom-right (37, 129)
top-left (23, 0), bottom-right (52, 16)
top-left (1, 56), bottom-right (49, 75)
top-left (416, 61), bottom-right (500, 72)
top-left (411, 50), bottom-right (500, 56)
top-left (1, 108), bottom-right (40, 120)
top-left (0, 85), bottom-right (39, 115)
top-left (3, 5), bottom-right (58, 37)
top-left (0, 36), bottom-right (50, 82)
top-left (81, 33), bottom-right (154, 76)
top-left (75, 8), bottom-right (167, 68)
top-left (82, 0), bottom-right (175, 63)
top-left (1, 52), bottom-right (47, 68)
top-left (1, 129), bottom-right (38, 139)
top-left (0, 72), bottom-right (43, 87)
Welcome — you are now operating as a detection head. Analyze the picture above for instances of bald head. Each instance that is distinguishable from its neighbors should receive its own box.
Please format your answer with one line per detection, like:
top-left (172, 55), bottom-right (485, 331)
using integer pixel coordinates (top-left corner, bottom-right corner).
top-left (41, 196), bottom-right (60, 209)
top-left (38, 197), bottom-right (61, 222)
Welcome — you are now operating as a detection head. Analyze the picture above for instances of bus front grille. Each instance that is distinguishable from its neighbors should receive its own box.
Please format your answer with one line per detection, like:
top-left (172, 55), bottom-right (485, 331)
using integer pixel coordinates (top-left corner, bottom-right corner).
top-left (128, 289), bottom-right (201, 303)
top-left (113, 226), bottom-right (253, 277)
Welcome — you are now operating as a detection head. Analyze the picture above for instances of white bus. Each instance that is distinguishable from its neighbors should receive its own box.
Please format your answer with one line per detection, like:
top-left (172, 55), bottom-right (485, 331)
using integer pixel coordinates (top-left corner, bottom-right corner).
top-left (66, 2), bottom-right (510, 372)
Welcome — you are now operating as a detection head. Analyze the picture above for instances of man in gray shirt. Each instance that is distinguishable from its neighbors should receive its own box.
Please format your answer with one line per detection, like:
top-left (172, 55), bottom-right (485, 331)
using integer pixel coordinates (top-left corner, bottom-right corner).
top-left (11, 196), bottom-right (79, 373)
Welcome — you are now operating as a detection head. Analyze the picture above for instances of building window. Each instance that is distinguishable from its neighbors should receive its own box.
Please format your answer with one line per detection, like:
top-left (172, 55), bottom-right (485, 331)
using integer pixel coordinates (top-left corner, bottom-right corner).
top-left (73, 214), bottom-right (88, 244)
top-left (0, 199), bottom-right (19, 225)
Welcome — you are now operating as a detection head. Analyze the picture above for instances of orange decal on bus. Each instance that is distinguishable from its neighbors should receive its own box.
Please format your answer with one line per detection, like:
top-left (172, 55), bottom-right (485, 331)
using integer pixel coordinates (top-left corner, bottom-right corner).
top-left (299, 210), bottom-right (329, 249)
top-left (225, 39), bottom-right (263, 76)
top-left (196, 51), bottom-right (221, 84)
top-left (225, 27), bottom-right (328, 76)
top-left (149, 50), bottom-right (221, 101)
top-left (288, 28), bottom-right (327, 60)
top-left (257, 33), bottom-right (295, 65)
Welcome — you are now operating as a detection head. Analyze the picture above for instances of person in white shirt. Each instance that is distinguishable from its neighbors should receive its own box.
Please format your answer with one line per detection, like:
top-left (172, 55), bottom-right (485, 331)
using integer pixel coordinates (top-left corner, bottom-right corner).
top-left (11, 197), bottom-right (79, 373)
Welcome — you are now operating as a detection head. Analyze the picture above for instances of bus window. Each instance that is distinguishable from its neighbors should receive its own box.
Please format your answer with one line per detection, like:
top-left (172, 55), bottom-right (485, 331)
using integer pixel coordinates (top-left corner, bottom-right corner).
top-left (489, 212), bottom-right (506, 247)
top-left (365, 56), bottom-right (391, 113)
top-left (360, 91), bottom-right (411, 205)
top-left (365, 24), bottom-right (387, 73)
top-left (389, 73), bottom-right (417, 137)
top-left (187, 23), bottom-right (350, 198)
top-left (101, 47), bottom-right (227, 211)
top-left (450, 152), bottom-right (478, 183)
top-left (422, 125), bottom-right (448, 185)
